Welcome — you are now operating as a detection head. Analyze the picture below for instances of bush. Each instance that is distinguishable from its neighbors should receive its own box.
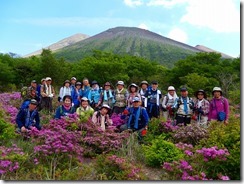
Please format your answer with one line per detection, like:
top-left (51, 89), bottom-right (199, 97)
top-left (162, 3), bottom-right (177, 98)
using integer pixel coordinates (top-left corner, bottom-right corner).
top-left (142, 135), bottom-right (184, 167)
top-left (198, 121), bottom-right (240, 180)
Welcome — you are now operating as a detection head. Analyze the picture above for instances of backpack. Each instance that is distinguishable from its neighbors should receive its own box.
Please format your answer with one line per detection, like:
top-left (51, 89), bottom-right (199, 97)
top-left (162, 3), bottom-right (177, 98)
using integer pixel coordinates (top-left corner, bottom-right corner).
top-left (21, 86), bottom-right (28, 99)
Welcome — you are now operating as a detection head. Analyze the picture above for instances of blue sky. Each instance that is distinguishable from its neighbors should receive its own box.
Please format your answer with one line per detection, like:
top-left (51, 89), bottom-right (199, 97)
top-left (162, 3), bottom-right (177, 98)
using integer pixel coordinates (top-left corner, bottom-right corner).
top-left (0, 0), bottom-right (240, 57)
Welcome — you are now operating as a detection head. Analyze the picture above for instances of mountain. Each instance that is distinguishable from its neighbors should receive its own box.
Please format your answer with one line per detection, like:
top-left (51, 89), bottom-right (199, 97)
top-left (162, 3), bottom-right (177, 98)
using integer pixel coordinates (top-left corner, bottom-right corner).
top-left (23, 33), bottom-right (89, 57)
top-left (195, 45), bottom-right (233, 59)
top-left (54, 27), bottom-right (203, 68)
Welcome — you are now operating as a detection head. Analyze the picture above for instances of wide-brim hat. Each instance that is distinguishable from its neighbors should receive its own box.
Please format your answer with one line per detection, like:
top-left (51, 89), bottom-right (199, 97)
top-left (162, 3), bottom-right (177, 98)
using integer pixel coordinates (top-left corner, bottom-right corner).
top-left (63, 80), bottom-right (71, 86)
top-left (81, 97), bottom-right (89, 103)
top-left (212, 87), bottom-right (222, 95)
top-left (101, 104), bottom-right (111, 111)
top-left (195, 89), bottom-right (207, 99)
top-left (128, 83), bottom-right (138, 91)
top-left (116, 81), bottom-right (124, 86)
top-left (140, 80), bottom-right (149, 86)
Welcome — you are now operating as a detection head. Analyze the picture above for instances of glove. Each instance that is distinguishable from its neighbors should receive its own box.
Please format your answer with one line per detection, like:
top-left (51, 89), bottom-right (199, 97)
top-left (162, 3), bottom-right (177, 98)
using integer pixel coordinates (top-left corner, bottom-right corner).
top-left (123, 109), bottom-right (129, 115)
top-left (171, 107), bottom-right (176, 112)
top-left (197, 108), bottom-right (203, 114)
top-left (166, 106), bottom-right (171, 110)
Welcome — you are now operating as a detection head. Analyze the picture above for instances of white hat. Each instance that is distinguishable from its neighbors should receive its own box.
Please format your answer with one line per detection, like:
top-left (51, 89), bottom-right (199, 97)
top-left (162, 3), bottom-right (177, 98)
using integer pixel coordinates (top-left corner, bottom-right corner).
top-left (117, 81), bottom-right (124, 86)
top-left (168, 86), bottom-right (175, 91)
top-left (212, 87), bottom-right (222, 95)
top-left (46, 77), bottom-right (52, 81)
top-left (71, 77), bottom-right (77, 81)
top-left (81, 97), bottom-right (89, 101)
top-left (101, 104), bottom-right (111, 110)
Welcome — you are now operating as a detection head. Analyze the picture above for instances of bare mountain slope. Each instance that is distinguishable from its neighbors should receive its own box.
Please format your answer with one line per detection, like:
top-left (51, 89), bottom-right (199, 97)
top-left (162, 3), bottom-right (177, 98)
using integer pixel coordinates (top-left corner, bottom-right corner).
top-left (23, 33), bottom-right (89, 57)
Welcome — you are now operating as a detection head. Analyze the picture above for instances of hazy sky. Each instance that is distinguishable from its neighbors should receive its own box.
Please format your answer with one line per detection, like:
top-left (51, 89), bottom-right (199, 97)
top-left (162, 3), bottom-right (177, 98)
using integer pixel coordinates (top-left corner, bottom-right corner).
top-left (0, 0), bottom-right (240, 57)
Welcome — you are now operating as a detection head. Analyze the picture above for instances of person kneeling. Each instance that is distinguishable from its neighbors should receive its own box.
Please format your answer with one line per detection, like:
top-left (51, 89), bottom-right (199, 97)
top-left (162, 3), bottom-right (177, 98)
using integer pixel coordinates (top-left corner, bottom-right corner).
top-left (120, 97), bottom-right (149, 139)
top-left (16, 99), bottom-right (41, 133)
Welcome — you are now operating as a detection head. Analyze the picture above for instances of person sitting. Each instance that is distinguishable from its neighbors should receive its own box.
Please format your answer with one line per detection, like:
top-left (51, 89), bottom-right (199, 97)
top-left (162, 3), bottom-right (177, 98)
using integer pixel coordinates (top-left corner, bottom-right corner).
top-left (16, 99), bottom-right (41, 133)
top-left (120, 97), bottom-right (149, 139)
top-left (54, 95), bottom-right (76, 119)
top-left (76, 97), bottom-right (94, 122)
top-left (92, 104), bottom-right (113, 131)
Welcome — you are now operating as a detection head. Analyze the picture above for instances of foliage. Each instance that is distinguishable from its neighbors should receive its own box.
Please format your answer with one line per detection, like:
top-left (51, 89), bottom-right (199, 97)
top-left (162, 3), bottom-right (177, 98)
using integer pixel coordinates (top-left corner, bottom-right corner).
top-left (162, 142), bottom-right (230, 180)
top-left (197, 120), bottom-right (240, 180)
top-left (172, 123), bottom-right (208, 146)
top-left (142, 135), bottom-right (184, 167)
top-left (95, 154), bottom-right (147, 180)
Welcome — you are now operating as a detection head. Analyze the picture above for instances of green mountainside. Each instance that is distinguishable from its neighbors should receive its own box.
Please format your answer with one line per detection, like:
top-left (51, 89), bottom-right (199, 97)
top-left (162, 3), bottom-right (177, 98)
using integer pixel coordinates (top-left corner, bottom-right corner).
top-left (54, 27), bottom-right (202, 68)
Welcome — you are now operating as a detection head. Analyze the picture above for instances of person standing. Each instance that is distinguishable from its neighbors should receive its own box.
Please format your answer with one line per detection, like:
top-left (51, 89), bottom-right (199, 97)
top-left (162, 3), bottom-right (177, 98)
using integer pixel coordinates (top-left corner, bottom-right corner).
top-left (172, 87), bottom-right (194, 126)
top-left (113, 81), bottom-right (129, 114)
top-left (144, 81), bottom-right (162, 119)
top-left (97, 82), bottom-right (115, 110)
top-left (58, 80), bottom-right (72, 103)
top-left (162, 86), bottom-right (178, 121)
top-left (208, 87), bottom-right (229, 125)
top-left (127, 83), bottom-right (141, 107)
top-left (88, 80), bottom-right (102, 110)
top-left (41, 77), bottom-right (55, 113)
top-left (139, 80), bottom-right (149, 107)
top-left (193, 89), bottom-right (210, 128)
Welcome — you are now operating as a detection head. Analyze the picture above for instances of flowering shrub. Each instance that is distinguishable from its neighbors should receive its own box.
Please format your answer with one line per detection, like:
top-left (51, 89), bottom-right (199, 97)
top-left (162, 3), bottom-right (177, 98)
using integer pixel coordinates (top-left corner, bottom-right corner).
top-left (198, 121), bottom-right (240, 180)
top-left (162, 143), bottom-right (230, 180)
top-left (173, 123), bottom-right (208, 146)
top-left (0, 144), bottom-right (26, 179)
top-left (95, 154), bottom-right (147, 180)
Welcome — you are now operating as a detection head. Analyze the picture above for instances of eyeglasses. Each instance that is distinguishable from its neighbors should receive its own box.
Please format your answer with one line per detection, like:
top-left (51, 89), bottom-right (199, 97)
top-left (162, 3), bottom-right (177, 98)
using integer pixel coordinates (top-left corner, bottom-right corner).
top-left (198, 94), bottom-right (204, 96)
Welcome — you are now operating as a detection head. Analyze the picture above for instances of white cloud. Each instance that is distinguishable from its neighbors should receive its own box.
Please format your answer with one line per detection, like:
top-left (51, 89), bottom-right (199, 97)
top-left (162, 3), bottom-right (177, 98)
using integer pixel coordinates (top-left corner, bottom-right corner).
top-left (123, 0), bottom-right (144, 7)
top-left (180, 0), bottom-right (240, 33)
top-left (147, 0), bottom-right (187, 8)
top-left (167, 28), bottom-right (188, 43)
top-left (138, 23), bottom-right (149, 30)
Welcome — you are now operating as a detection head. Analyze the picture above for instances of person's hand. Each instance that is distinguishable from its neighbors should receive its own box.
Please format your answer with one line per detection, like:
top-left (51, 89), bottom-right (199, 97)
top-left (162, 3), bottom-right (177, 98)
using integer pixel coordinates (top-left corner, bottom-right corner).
top-left (224, 120), bottom-right (228, 125)
top-left (21, 126), bottom-right (27, 133)
top-left (166, 106), bottom-right (171, 110)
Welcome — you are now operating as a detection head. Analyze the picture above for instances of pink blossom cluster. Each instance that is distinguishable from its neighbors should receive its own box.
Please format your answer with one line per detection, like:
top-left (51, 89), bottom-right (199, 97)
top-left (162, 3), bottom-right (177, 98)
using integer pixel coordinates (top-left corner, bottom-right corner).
top-left (196, 146), bottom-right (230, 161)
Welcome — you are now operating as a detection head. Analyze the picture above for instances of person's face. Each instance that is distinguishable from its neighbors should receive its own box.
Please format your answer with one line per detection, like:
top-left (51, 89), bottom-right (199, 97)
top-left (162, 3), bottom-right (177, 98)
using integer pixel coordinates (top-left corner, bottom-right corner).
top-left (130, 86), bottom-right (136, 92)
top-left (141, 84), bottom-right (147, 90)
top-left (133, 101), bottom-right (140, 107)
top-left (214, 91), bottom-right (221, 98)
top-left (64, 98), bottom-right (72, 106)
top-left (152, 84), bottom-right (158, 89)
top-left (101, 108), bottom-right (109, 115)
top-left (181, 90), bottom-right (188, 97)
top-left (117, 84), bottom-right (123, 90)
top-left (168, 90), bottom-right (175, 96)
top-left (71, 79), bottom-right (76, 85)
top-left (76, 85), bottom-right (81, 89)
top-left (81, 100), bottom-right (88, 108)
top-left (46, 80), bottom-right (52, 84)
top-left (83, 80), bottom-right (89, 86)
top-left (31, 90), bottom-right (36, 97)
top-left (29, 103), bottom-right (37, 111)
top-left (31, 83), bottom-right (37, 88)
top-left (104, 85), bottom-right (110, 90)
top-left (65, 83), bottom-right (70, 87)
top-left (197, 93), bottom-right (204, 100)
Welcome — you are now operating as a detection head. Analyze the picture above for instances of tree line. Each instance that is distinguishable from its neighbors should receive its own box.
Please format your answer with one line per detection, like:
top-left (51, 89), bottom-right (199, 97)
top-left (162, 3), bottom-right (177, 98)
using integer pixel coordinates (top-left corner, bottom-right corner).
top-left (0, 49), bottom-right (240, 104)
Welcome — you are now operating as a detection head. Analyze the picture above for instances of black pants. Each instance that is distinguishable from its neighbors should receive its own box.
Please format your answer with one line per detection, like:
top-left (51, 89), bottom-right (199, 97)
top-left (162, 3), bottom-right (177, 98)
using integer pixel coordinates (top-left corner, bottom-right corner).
top-left (175, 115), bottom-right (191, 126)
top-left (146, 104), bottom-right (159, 119)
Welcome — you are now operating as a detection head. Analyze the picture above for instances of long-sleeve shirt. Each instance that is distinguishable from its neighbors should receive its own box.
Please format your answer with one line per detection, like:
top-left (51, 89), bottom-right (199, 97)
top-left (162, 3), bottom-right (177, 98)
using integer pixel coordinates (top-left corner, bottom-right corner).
top-left (16, 108), bottom-right (41, 130)
top-left (208, 97), bottom-right (229, 121)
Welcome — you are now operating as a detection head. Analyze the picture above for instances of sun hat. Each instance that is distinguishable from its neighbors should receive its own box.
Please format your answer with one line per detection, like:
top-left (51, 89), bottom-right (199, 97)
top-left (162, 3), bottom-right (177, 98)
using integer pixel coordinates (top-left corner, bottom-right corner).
top-left (117, 81), bottom-right (124, 86)
top-left (212, 87), bottom-right (222, 95)
top-left (101, 104), bottom-right (111, 111)
top-left (168, 86), bottom-right (175, 91)
top-left (140, 81), bottom-right (149, 86)
top-left (195, 89), bottom-right (207, 98)
top-left (71, 77), bottom-right (77, 81)
top-left (46, 77), bottom-right (52, 81)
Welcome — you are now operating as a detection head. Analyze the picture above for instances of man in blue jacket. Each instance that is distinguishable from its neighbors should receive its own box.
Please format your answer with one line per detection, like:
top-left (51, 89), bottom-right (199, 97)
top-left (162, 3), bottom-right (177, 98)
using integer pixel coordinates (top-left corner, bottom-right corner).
top-left (120, 97), bottom-right (149, 139)
top-left (16, 99), bottom-right (41, 132)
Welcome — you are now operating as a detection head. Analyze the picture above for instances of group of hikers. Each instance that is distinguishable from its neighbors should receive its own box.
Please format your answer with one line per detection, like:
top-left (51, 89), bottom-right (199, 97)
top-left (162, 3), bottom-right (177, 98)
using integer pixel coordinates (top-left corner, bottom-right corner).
top-left (16, 76), bottom-right (230, 139)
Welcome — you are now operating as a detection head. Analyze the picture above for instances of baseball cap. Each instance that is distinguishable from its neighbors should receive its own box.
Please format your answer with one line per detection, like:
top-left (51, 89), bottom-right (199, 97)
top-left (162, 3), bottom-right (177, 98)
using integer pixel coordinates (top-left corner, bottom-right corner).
top-left (180, 87), bottom-right (187, 91)
top-left (168, 86), bottom-right (175, 91)
top-left (31, 80), bottom-right (37, 83)
top-left (71, 77), bottom-right (77, 81)
top-left (132, 96), bottom-right (141, 102)
top-left (30, 99), bottom-right (38, 105)
top-left (151, 81), bottom-right (158, 85)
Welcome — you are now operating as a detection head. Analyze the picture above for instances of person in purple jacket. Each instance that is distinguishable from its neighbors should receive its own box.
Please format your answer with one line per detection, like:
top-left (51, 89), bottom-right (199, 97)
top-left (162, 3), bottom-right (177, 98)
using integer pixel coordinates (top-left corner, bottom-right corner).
top-left (208, 87), bottom-right (229, 125)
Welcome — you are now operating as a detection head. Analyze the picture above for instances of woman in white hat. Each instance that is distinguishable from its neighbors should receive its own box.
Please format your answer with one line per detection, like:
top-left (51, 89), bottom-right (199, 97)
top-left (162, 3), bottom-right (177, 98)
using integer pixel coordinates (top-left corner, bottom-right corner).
top-left (92, 104), bottom-right (113, 131)
top-left (76, 97), bottom-right (94, 122)
top-left (162, 86), bottom-right (178, 121)
top-left (208, 87), bottom-right (229, 124)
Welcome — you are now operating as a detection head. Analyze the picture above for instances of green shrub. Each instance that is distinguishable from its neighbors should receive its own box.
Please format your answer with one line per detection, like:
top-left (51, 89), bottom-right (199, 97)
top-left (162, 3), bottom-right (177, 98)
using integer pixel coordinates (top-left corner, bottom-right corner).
top-left (198, 121), bottom-right (240, 180)
top-left (0, 118), bottom-right (17, 143)
top-left (142, 135), bottom-right (184, 167)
